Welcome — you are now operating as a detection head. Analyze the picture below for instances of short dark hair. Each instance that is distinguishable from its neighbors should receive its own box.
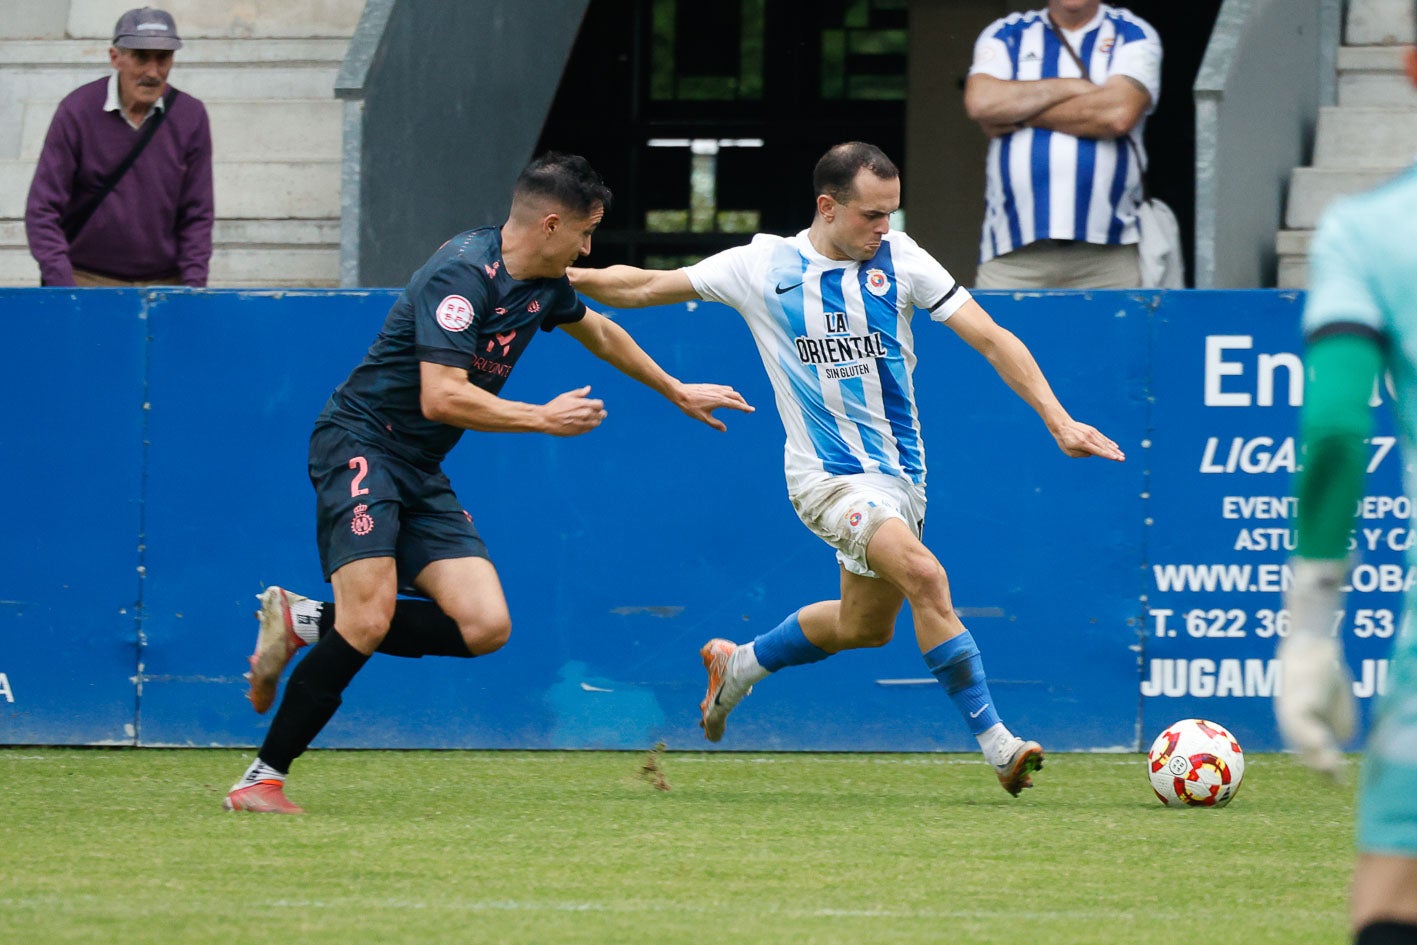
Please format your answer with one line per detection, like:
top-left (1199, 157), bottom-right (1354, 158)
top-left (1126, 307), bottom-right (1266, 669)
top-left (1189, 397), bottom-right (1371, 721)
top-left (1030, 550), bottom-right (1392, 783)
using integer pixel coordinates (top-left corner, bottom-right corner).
top-left (812, 142), bottom-right (899, 203)
top-left (514, 152), bottom-right (613, 217)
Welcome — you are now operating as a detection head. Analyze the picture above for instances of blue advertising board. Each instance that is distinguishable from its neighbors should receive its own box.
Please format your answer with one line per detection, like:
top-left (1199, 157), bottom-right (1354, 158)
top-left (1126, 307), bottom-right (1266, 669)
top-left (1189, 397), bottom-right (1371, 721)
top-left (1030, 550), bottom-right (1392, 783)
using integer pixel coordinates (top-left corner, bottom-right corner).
top-left (0, 289), bottom-right (146, 744)
top-left (0, 288), bottom-right (1398, 752)
top-left (1141, 291), bottom-right (1399, 750)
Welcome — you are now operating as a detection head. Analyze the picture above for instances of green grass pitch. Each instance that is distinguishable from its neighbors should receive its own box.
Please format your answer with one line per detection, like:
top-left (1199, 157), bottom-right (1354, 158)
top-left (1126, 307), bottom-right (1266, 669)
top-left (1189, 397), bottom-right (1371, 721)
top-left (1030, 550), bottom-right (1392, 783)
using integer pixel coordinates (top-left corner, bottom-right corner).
top-left (0, 748), bottom-right (1354, 944)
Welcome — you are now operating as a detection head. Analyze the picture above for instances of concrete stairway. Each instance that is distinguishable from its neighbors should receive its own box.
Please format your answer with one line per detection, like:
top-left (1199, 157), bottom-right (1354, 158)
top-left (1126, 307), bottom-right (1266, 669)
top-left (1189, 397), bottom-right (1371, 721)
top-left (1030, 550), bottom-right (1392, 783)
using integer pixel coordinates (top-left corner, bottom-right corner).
top-left (0, 0), bottom-right (362, 288)
top-left (1278, 0), bottom-right (1415, 288)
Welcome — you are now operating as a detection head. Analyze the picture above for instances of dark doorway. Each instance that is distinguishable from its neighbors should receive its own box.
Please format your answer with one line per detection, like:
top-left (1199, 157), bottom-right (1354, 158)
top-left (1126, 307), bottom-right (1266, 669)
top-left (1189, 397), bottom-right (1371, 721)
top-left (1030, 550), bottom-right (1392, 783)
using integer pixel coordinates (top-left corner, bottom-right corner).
top-left (540, 0), bottom-right (1221, 284)
top-left (537, 0), bottom-right (909, 268)
top-left (1121, 0), bottom-right (1225, 286)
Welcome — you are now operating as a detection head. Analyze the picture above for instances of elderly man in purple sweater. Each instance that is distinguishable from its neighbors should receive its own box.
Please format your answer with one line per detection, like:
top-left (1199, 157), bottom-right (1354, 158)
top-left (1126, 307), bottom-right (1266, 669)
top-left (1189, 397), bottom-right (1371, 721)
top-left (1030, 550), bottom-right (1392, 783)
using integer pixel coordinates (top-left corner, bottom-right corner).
top-left (25, 7), bottom-right (214, 287)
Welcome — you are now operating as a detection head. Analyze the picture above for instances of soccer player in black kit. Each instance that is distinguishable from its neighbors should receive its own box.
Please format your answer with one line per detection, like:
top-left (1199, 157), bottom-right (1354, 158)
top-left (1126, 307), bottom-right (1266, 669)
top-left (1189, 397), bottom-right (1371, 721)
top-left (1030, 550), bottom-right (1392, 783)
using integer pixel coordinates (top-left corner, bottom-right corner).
top-left (225, 153), bottom-right (752, 813)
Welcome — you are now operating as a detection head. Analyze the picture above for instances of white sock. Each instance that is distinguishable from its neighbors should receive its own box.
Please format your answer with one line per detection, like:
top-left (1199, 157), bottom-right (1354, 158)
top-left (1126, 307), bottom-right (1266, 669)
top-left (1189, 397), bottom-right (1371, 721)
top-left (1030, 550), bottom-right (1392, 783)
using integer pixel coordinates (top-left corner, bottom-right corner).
top-left (290, 598), bottom-right (324, 645)
top-left (732, 641), bottom-right (771, 687)
top-left (709, 642), bottom-right (769, 709)
top-left (230, 758), bottom-right (286, 793)
top-left (976, 722), bottom-right (1019, 767)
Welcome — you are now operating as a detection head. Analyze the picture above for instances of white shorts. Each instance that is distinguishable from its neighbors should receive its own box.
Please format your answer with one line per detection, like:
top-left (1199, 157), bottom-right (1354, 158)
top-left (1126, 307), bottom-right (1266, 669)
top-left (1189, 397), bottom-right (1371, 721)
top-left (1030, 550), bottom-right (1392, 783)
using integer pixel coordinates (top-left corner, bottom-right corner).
top-left (790, 472), bottom-right (926, 578)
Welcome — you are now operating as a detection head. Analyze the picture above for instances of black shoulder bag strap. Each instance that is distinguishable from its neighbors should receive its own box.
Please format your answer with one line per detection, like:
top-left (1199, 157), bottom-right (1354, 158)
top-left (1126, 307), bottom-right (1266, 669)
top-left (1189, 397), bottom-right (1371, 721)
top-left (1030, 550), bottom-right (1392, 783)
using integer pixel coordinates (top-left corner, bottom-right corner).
top-left (1045, 16), bottom-right (1150, 201)
top-left (61, 88), bottom-right (180, 243)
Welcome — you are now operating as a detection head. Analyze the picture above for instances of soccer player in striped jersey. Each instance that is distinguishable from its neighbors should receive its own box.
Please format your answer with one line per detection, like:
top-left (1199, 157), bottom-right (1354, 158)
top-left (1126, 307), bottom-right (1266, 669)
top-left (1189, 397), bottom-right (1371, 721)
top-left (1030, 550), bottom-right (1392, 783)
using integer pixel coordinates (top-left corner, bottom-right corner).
top-left (964, 0), bottom-right (1161, 289)
top-left (1278, 13), bottom-right (1417, 940)
top-left (570, 142), bottom-right (1125, 796)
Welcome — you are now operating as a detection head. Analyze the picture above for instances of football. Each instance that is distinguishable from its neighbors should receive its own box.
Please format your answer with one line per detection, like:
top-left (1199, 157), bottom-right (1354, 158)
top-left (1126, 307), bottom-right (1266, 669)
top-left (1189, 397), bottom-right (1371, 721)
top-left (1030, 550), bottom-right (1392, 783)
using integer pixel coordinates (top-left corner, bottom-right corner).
top-left (1146, 718), bottom-right (1245, 808)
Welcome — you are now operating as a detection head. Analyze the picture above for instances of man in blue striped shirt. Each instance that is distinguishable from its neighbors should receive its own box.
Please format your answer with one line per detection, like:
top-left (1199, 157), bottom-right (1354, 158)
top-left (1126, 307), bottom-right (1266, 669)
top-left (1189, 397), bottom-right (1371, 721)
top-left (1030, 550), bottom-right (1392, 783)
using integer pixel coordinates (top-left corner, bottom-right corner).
top-left (964, 0), bottom-right (1161, 289)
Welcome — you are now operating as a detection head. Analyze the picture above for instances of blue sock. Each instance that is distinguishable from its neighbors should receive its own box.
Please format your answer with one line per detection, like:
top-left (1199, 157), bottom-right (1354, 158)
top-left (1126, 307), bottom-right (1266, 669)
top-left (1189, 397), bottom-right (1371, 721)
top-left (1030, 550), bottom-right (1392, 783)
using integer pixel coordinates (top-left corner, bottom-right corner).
top-left (752, 611), bottom-right (830, 672)
top-left (924, 631), bottom-right (1001, 735)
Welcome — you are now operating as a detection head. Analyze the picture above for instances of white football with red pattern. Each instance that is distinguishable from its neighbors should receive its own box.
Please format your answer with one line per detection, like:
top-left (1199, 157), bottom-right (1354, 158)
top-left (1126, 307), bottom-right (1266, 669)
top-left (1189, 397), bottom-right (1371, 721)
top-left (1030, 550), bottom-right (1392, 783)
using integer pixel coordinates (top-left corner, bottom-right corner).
top-left (1147, 718), bottom-right (1245, 808)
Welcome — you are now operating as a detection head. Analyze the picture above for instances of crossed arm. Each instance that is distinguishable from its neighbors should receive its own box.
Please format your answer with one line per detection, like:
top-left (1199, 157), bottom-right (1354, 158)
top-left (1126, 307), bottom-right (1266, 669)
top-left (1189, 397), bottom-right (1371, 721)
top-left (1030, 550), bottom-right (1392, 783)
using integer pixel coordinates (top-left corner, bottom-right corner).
top-left (945, 299), bottom-right (1125, 461)
top-left (964, 73), bottom-right (1151, 140)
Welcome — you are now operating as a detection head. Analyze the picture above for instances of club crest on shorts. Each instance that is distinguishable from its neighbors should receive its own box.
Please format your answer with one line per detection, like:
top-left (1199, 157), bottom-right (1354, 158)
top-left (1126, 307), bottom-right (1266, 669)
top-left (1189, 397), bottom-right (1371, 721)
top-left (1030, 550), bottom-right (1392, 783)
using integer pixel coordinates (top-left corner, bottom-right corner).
top-left (350, 503), bottom-right (374, 536)
top-left (847, 509), bottom-right (864, 528)
top-left (865, 269), bottom-right (891, 296)
top-left (436, 295), bottom-right (474, 332)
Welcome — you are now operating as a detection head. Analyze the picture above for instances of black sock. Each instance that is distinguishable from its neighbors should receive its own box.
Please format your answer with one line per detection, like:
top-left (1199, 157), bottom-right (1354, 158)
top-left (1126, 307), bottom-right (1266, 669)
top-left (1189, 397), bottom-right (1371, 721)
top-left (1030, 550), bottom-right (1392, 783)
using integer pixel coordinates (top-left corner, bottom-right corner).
top-left (316, 599), bottom-right (472, 658)
top-left (1357, 921), bottom-right (1417, 944)
top-left (258, 630), bottom-right (370, 773)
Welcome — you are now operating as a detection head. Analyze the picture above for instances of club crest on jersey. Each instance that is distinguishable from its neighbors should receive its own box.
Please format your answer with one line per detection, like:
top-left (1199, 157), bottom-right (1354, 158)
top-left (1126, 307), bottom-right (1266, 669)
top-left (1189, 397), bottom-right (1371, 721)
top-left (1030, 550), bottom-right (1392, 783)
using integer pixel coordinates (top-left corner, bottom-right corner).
top-left (436, 295), bottom-right (474, 332)
top-left (350, 503), bottom-right (374, 536)
top-left (527, 299), bottom-right (541, 314)
top-left (486, 330), bottom-right (517, 357)
top-left (1098, 37), bottom-right (1115, 54)
top-left (484, 261), bottom-right (501, 278)
top-left (865, 269), bottom-right (891, 297)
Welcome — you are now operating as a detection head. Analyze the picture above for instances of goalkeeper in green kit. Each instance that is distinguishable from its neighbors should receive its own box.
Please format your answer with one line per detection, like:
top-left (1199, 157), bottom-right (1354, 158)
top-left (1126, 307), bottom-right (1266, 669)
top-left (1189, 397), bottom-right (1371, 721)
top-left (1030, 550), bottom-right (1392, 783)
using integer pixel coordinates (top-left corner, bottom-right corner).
top-left (1277, 17), bottom-right (1417, 942)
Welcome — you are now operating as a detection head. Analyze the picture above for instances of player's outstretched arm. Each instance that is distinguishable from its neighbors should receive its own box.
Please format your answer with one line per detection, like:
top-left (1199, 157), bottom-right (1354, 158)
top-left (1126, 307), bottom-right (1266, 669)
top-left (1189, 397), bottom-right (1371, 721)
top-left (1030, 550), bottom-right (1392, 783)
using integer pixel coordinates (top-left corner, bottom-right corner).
top-left (567, 265), bottom-right (701, 309)
top-left (945, 299), bottom-right (1125, 462)
top-left (420, 361), bottom-right (606, 437)
top-left (560, 310), bottom-right (753, 431)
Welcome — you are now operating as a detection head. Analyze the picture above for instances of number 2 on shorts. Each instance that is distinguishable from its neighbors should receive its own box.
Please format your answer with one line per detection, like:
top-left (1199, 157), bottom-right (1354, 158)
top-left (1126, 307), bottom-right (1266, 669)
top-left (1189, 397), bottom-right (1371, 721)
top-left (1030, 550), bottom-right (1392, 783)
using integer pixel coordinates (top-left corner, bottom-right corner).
top-left (349, 456), bottom-right (370, 497)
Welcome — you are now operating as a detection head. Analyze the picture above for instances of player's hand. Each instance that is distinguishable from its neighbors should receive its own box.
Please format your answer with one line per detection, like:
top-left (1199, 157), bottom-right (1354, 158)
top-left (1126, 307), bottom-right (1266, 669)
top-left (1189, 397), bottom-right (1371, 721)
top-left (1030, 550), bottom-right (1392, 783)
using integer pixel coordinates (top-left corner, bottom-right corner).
top-left (1277, 559), bottom-right (1355, 779)
top-left (1051, 420), bottom-right (1125, 461)
top-left (1275, 633), bottom-right (1355, 779)
top-left (673, 383), bottom-right (755, 432)
top-left (541, 386), bottom-right (607, 437)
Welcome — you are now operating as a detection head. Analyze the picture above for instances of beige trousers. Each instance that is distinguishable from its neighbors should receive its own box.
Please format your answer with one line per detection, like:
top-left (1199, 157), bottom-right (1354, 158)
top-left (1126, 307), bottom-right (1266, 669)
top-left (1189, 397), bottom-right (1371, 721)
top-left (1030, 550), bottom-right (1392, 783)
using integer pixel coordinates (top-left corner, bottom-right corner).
top-left (974, 239), bottom-right (1141, 290)
top-left (72, 267), bottom-right (181, 287)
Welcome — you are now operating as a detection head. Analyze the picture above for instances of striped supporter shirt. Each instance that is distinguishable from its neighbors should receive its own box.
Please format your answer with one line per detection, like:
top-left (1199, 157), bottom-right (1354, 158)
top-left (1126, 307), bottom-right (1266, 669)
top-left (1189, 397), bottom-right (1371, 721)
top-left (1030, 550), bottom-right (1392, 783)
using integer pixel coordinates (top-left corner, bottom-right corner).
top-left (684, 230), bottom-right (970, 495)
top-left (969, 4), bottom-right (1161, 264)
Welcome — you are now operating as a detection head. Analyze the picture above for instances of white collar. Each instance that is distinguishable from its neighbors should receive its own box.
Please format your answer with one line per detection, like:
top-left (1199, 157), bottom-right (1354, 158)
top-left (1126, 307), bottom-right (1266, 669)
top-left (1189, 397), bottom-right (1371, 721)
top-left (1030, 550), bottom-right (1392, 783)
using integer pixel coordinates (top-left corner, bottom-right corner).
top-left (1047, 4), bottom-right (1107, 38)
top-left (104, 73), bottom-right (166, 129)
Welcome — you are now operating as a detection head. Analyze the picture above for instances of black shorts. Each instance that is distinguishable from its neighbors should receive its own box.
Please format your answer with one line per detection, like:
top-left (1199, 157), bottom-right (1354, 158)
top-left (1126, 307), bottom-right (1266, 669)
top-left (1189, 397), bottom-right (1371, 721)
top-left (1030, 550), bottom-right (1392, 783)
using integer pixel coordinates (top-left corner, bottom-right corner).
top-left (309, 422), bottom-right (489, 584)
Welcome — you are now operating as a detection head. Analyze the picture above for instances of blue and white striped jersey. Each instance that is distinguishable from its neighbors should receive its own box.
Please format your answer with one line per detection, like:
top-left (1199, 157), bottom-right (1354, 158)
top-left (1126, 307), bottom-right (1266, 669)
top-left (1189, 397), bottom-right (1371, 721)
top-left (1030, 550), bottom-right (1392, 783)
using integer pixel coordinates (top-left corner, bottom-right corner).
top-left (969, 4), bottom-right (1161, 264)
top-left (684, 230), bottom-right (970, 493)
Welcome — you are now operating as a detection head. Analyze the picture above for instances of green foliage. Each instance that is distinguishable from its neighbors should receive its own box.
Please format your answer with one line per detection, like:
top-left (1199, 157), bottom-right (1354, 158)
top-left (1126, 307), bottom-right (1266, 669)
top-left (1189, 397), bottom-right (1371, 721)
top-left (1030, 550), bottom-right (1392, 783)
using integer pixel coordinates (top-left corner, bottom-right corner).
top-left (0, 749), bottom-right (1354, 944)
